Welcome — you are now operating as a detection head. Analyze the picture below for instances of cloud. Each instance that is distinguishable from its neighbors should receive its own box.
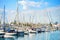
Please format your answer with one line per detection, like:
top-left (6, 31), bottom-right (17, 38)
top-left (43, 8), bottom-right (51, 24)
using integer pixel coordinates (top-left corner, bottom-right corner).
top-left (0, 8), bottom-right (3, 13)
top-left (18, 0), bottom-right (44, 10)
top-left (6, 10), bottom-right (16, 23)
top-left (19, 6), bottom-right (60, 23)
top-left (18, 0), bottom-right (27, 10)
top-left (44, 2), bottom-right (48, 6)
top-left (0, 8), bottom-right (16, 23)
top-left (0, 6), bottom-right (60, 24)
top-left (28, 1), bottom-right (41, 7)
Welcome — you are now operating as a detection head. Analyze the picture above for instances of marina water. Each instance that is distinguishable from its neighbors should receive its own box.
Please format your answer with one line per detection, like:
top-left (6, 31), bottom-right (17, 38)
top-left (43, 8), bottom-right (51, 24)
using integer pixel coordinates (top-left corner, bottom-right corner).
top-left (0, 30), bottom-right (60, 40)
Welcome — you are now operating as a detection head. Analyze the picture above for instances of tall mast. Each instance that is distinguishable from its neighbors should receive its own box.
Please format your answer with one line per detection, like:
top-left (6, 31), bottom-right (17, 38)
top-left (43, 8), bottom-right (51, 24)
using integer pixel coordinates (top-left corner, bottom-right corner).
top-left (16, 0), bottom-right (19, 25)
top-left (32, 15), bottom-right (34, 27)
top-left (3, 5), bottom-right (5, 24)
top-left (30, 15), bottom-right (32, 27)
top-left (29, 15), bottom-right (31, 27)
top-left (3, 5), bottom-right (5, 32)
top-left (47, 9), bottom-right (52, 27)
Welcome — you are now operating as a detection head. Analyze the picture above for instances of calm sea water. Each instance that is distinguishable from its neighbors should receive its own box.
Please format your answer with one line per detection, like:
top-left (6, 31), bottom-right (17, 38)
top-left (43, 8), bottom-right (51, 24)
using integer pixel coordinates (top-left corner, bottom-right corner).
top-left (0, 30), bottom-right (60, 40)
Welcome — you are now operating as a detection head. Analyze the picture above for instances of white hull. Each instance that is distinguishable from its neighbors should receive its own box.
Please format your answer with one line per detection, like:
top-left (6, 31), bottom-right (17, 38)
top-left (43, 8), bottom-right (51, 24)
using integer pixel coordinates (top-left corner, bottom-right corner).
top-left (5, 32), bottom-right (16, 36)
top-left (24, 31), bottom-right (29, 35)
top-left (0, 32), bottom-right (5, 34)
top-left (0, 30), bottom-right (4, 32)
top-left (29, 29), bottom-right (37, 33)
top-left (18, 30), bottom-right (24, 32)
top-left (0, 31), bottom-right (5, 35)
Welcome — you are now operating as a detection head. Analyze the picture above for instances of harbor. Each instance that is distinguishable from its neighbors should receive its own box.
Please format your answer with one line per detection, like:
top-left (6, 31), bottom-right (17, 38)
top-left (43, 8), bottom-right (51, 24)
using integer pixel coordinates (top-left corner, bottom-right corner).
top-left (0, 22), bottom-right (60, 38)
top-left (0, 0), bottom-right (60, 40)
top-left (0, 30), bottom-right (60, 40)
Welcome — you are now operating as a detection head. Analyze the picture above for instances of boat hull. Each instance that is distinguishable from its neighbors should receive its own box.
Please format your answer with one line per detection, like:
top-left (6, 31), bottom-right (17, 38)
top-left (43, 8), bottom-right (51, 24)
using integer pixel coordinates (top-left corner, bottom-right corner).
top-left (24, 31), bottom-right (29, 35)
top-left (5, 33), bottom-right (16, 36)
top-left (16, 31), bottom-right (24, 37)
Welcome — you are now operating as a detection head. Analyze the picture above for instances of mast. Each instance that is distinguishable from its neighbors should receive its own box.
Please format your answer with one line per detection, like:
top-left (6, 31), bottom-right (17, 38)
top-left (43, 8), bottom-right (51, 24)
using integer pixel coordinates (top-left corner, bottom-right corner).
top-left (29, 15), bottom-right (31, 27)
top-left (15, 0), bottom-right (19, 25)
top-left (30, 15), bottom-right (32, 27)
top-left (32, 15), bottom-right (34, 28)
top-left (3, 5), bottom-right (5, 32)
top-left (47, 9), bottom-right (52, 27)
top-left (22, 13), bottom-right (24, 27)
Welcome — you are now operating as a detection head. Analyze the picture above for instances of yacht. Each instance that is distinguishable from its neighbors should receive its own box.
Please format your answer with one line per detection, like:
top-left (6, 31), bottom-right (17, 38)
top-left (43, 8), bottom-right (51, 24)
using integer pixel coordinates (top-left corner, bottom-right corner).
top-left (28, 28), bottom-right (37, 34)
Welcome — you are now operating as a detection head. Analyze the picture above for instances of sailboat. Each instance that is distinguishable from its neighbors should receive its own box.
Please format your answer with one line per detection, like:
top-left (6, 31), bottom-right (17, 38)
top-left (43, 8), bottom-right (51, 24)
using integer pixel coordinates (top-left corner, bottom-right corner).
top-left (0, 5), bottom-right (5, 37)
top-left (22, 15), bottom-right (29, 35)
top-left (28, 15), bottom-right (37, 34)
top-left (0, 27), bottom-right (5, 35)
top-left (28, 28), bottom-right (37, 33)
top-left (24, 26), bottom-right (29, 35)
top-left (15, 0), bottom-right (24, 36)
top-left (5, 28), bottom-right (16, 36)
top-left (45, 9), bottom-right (53, 32)
top-left (3, 5), bottom-right (16, 37)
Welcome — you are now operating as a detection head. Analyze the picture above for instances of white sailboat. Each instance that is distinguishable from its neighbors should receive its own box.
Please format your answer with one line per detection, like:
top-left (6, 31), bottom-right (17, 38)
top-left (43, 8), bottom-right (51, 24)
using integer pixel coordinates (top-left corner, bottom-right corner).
top-left (15, 0), bottom-right (24, 36)
top-left (17, 29), bottom-right (24, 36)
top-left (5, 32), bottom-right (16, 36)
top-left (5, 28), bottom-right (16, 36)
top-left (24, 27), bottom-right (29, 35)
top-left (29, 29), bottom-right (36, 33)
top-left (0, 29), bottom-right (5, 35)
top-left (0, 5), bottom-right (5, 36)
top-left (29, 15), bottom-right (37, 34)
top-left (24, 31), bottom-right (29, 35)
top-left (3, 5), bottom-right (16, 36)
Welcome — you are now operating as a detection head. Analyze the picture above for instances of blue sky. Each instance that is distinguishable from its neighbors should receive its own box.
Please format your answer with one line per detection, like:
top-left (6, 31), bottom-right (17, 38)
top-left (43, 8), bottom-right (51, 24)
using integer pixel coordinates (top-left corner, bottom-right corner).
top-left (0, 0), bottom-right (60, 24)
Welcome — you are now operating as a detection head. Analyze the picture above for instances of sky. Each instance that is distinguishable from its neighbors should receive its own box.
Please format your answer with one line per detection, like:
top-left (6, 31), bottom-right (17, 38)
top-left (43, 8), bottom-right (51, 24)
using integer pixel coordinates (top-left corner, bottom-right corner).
top-left (0, 0), bottom-right (60, 24)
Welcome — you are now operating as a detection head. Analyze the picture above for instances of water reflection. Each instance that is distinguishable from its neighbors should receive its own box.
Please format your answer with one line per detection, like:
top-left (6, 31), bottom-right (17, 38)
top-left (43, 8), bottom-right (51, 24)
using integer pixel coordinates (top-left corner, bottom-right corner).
top-left (0, 38), bottom-right (5, 40)
top-left (0, 31), bottom-right (60, 40)
top-left (5, 38), bottom-right (15, 40)
top-left (50, 31), bottom-right (60, 40)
